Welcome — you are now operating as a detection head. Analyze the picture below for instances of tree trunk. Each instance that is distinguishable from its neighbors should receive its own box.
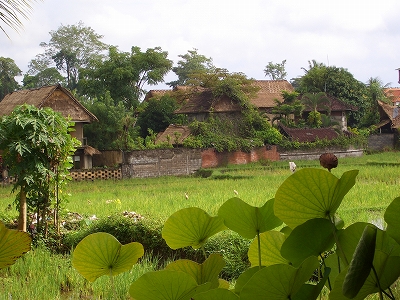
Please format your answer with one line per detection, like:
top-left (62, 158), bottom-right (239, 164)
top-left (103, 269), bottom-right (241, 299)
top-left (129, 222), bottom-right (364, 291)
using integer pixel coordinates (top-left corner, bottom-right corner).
top-left (18, 186), bottom-right (27, 232)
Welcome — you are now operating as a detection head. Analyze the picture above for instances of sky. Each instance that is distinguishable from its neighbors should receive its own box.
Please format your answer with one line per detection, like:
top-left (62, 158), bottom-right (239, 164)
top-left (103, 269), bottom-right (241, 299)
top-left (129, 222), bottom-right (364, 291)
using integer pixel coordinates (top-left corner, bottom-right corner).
top-left (1, 0), bottom-right (400, 91)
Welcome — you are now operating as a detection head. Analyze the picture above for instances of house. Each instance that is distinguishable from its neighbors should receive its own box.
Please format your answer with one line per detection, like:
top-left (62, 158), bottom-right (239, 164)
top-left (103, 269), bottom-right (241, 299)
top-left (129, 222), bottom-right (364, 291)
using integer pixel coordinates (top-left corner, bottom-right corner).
top-left (173, 80), bottom-right (294, 122)
top-left (376, 100), bottom-right (400, 132)
top-left (301, 95), bottom-right (357, 131)
top-left (0, 84), bottom-right (99, 169)
top-left (384, 88), bottom-right (400, 106)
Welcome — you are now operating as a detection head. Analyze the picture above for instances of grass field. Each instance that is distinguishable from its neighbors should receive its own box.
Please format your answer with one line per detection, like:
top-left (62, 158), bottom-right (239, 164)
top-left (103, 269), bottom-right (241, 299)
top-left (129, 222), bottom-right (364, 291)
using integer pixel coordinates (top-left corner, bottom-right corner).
top-left (0, 151), bottom-right (399, 299)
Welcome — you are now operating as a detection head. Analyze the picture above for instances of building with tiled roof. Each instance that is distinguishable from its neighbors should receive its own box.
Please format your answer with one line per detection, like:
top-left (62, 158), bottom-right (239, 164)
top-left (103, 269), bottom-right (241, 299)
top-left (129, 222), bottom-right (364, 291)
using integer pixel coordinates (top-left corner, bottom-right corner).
top-left (279, 124), bottom-right (339, 143)
top-left (384, 88), bottom-right (400, 106)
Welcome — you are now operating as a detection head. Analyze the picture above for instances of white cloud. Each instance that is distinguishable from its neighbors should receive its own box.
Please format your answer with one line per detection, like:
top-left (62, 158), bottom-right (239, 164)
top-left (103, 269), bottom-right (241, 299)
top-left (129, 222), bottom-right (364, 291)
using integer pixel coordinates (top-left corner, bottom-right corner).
top-left (1, 0), bottom-right (400, 87)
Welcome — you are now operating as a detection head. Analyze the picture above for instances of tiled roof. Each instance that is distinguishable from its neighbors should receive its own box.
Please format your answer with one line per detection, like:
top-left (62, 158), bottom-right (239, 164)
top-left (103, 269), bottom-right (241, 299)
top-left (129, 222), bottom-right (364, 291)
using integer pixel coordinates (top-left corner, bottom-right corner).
top-left (250, 80), bottom-right (294, 108)
top-left (280, 124), bottom-right (339, 142)
top-left (384, 88), bottom-right (400, 104)
top-left (174, 80), bottom-right (294, 114)
top-left (155, 124), bottom-right (191, 145)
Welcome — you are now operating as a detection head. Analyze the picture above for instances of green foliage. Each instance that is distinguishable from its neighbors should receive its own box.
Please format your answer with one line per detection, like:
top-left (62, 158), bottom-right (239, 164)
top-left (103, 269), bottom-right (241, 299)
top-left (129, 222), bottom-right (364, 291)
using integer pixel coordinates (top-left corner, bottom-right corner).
top-left (0, 221), bottom-right (31, 269)
top-left (264, 59), bottom-right (287, 80)
top-left (296, 62), bottom-right (367, 127)
top-left (79, 45), bottom-right (172, 109)
top-left (0, 56), bottom-right (21, 99)
top-left (34, 21), bottom-right (108, 90)
top-left (167, 48), bottom-right (215, 88)
top-left (72, 232), bottom-right (144, 282)
top-left (22, 67), bottom-right (65, 89)
top-left (136, 95), bottom-right (184, 138)
top-left (0, 104), bottom-right (79, 232)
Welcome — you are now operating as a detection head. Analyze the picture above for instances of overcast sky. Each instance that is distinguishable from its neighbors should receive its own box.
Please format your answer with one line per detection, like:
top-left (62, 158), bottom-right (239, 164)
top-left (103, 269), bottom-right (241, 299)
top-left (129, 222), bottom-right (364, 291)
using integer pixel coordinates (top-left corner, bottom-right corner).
top-left (1, 0), bottom-right (400, 90)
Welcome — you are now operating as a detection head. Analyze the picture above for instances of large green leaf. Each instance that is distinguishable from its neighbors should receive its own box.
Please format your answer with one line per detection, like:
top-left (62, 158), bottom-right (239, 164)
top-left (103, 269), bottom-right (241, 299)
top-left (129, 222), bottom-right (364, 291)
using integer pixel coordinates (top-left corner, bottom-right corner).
top-left (129, 270), bottom-right (211, 300)
top-left (337, 222), bottom-right (400, 267)
top-left (274, 168), bottom-right (358, 228)
top-left (217, 198), bottom-right (282, 239)
top-left (192, 288), bottom-right (239, 300)
top-left (240, 256), bottom-right (319, 300)
top-left (165, 253), bottom-right (225, 288)
top-left (248, 231), bottom-right (289, 267)
top-left (162, 207), bottom-right (226, 249)
top-left (292, 267), bottom-right (331, 300)
top-left (234, 266), bottom-right (263, 295)
top-left (342, 225), bottom-right (377, 298)
top-left (384, 196), bottom-right (400, 245)
top-left (281, 218), bottom-right (335, 267)
top-left (0, 221), bottom-right (31, 269)
top-left (71, 232), bottom-right (144, 282)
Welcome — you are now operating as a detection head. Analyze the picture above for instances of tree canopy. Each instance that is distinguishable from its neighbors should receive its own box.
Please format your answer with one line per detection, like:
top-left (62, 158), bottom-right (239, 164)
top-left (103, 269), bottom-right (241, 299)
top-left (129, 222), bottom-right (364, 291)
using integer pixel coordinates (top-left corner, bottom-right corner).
top-left (28, 21), bottom-right (108, 90)
top-left (0, 104), bottom-right (79, 232)
top-left (0, 56), bottom-right (21, 100)
top-left (264, 60), bottom-right (287, 80)
top-left (167, 48), bottom-right (215, 88)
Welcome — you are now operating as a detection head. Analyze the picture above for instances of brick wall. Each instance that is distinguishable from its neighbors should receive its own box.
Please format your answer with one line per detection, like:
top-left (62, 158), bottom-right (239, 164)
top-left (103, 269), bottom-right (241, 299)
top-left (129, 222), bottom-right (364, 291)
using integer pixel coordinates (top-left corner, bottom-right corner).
top-left (122, 148), bottom-right (202, 178)
top-left (201, 145), bottom-right (280, 168)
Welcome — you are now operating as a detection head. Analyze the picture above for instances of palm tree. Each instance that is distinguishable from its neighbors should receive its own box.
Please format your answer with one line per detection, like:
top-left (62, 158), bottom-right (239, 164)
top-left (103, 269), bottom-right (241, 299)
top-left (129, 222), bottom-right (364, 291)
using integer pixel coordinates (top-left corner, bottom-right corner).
top-left (301, 92), bottom-right (331, 128)
top-left (0, 0), bottom-right (38, 38)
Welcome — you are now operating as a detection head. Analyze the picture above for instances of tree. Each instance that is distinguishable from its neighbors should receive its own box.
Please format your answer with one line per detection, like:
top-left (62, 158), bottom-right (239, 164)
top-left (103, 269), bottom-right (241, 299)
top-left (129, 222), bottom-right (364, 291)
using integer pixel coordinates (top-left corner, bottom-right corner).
top-left (81, 92), bottom-right (136, 150)
top-left (33, 21), bottom-right (108, 90)
top-left (22, 67), bottom-right (65, 88)
top-left (264, 60), bottom-right (287, 80)
top-left (360, 77), bottom-right (390, 128)
top-left (0, 0), bottom-right (36, 38)
top-left (0, 104), bottom-right (79, 232)
top-left (296, 62), bottom-right (366, 127)
top-left (301, 92), bottom-right (331, 128)
top-left (136, 95), bottom-right (184, 138)
top-left (0, 56), bottom-right (21, 100)
top-left (79, 46), bottom-right (172, 109)
top-left (271, 91), bottom-right (303, 126)
top-left (167, 48), bottom-right (214, 88)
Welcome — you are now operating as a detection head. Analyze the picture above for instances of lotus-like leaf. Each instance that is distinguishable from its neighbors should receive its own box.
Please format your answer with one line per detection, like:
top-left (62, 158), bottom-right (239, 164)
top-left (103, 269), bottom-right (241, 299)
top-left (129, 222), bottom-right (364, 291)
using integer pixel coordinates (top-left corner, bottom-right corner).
top-left (0, 221), bottom-right (31, 269)
top-left (162, 207), bottom-right (226, 249)
top-left (281, 218), bottom-right (335, 267)
top-left (218, 198), bottom-right (282, 239)
top-left (165, 253), bottom-right (225, 288)
top-left (343, 225), bottom-right (377, 298)
top-left (384, 196), bottom-right (400, 245)
top-left (248, 231), bottom-right (289, 267)
top-left (192, 288), bottom-right (239, 300)
top-left (234, 266), bottom-right (264, 295)
top-left (274, 168), bottom-right (358, 228)
top-left (330, 254), bottom-right (400, 300)
top-left (292, 267), bottom-right (331, 300)
top-left (129, 270), bottom-right (211, 300)
top-left (72, 232), bottom-right (144, 282)
top-left (240, 256), bottom-right (319, 300)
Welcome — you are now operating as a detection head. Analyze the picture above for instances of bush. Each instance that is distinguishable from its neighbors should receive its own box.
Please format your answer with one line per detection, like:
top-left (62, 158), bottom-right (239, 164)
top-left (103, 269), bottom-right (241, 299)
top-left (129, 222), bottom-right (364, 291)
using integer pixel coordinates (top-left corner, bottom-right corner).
top-left (63, 213), bottom-right (250, 281)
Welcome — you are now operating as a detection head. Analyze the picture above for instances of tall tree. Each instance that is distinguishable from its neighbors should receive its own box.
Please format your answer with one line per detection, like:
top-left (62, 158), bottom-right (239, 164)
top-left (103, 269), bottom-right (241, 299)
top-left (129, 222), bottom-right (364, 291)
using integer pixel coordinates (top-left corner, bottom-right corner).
top-left (0, 56), bottom-right (21, 100)
top-left (167, 48), bottom-right (214, 88)
top-left (296, 61), bottom-right (366, 127)
top-left (360, 77), bottom-right (390, 127)
top-left (32, 21), bottom-right (108, 90)
top-left (0, 0), bottom-right (37, 38)
top-left (0, 104), bottom-right (79, 232)
top-left (79, 46), bottom-right (172, 109)
top-left (264, 60), bottom-right (287, 80)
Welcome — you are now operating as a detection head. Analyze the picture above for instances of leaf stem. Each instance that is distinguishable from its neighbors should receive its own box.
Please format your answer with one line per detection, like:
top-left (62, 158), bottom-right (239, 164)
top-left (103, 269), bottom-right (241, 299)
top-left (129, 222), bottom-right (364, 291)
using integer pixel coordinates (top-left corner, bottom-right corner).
top-left (257, 230), bottom-right (262, 269)
top-left (328, 215), bottom-right (348, 266)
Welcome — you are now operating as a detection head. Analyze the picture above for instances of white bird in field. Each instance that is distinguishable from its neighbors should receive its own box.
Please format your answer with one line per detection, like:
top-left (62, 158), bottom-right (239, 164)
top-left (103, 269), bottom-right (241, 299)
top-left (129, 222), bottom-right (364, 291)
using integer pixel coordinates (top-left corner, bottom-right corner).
top-left (289, 162), bottom-right (296, 173)
top-left (234, 190), bottom-right (239, 196)
top-left (185, 192), bottom-right (189, 200)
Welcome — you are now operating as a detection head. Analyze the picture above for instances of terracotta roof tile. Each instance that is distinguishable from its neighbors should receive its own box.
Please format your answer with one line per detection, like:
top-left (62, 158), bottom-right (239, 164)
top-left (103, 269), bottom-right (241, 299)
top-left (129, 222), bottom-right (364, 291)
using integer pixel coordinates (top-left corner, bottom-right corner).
top-left (155, 124), bottom-right (191, 145)
top-left (280, 124), bottom-right (339, 142)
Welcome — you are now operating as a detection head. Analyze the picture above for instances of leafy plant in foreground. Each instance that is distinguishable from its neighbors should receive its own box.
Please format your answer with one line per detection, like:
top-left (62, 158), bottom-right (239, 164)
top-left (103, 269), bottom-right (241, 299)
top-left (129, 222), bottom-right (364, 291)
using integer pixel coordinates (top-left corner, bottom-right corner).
top-left (71, 168), bottom-right (400, 299)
